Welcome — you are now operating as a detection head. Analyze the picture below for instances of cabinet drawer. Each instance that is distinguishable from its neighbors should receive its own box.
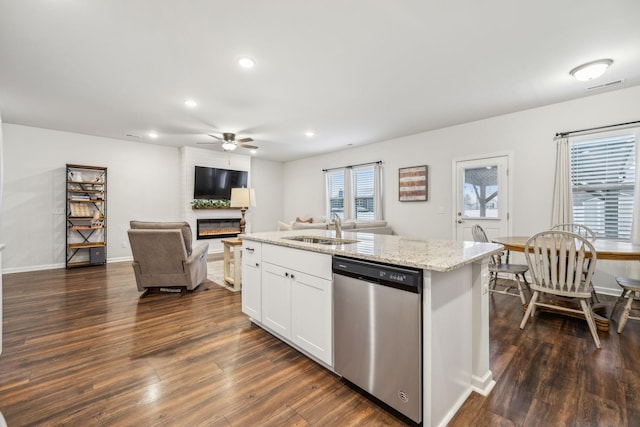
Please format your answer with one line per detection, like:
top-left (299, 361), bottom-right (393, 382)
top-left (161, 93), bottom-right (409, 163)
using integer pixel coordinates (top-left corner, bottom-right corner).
top-left (242, 241), bottom-right (262, 266)
top-left (262, 244), bottom-right (332, 280)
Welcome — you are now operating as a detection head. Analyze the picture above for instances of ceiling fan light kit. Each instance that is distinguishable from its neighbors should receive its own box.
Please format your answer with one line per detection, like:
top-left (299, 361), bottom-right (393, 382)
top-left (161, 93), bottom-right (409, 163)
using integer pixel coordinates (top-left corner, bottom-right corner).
top-left (222, 141), bottom-right (237, 151)
top-left (199, 132), bottom-right (258, 152)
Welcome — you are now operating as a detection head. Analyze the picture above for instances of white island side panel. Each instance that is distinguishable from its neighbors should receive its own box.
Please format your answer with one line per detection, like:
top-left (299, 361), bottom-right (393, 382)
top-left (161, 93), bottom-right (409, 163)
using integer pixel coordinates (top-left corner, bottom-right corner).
top-left (423, 262), bottom-right (491, 427)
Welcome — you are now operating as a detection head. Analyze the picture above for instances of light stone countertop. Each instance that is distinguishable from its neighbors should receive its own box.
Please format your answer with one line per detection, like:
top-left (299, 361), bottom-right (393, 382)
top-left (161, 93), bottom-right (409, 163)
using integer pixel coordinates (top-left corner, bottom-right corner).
top-left (241, 229), bottom-right (503, 272)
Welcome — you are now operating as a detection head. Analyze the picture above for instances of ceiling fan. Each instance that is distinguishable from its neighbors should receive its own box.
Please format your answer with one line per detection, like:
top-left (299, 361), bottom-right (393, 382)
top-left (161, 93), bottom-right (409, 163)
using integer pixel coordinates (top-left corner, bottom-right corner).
top-left (198, 132), bottom-right (258, 152)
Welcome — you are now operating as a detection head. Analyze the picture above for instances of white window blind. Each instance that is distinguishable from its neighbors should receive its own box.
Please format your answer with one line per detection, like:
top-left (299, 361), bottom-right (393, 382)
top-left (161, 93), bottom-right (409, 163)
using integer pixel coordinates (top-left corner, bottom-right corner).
top-left (353, 166), bottom-right (375, 220)
top-left (327, 170), bottom-right (345, 219)
top-left (570, 133), bottom-right (636, 240)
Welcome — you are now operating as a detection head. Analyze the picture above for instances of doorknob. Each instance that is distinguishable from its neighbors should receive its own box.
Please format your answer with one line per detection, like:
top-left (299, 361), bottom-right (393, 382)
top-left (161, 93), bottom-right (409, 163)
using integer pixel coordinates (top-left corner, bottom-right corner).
top-left (457, 219), bottom-right (464, 224)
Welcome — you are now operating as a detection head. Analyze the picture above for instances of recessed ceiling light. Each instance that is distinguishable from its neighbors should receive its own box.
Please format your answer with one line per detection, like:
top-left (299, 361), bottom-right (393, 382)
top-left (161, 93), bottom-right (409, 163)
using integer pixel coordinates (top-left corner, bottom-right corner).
top-left (570, 59), bottom-right (613, 81)
top-left (305, 131), bottom-right (315, 137)
top-left (148, 131), bottom-right (158, 139)
top-left (237, 56), bottom-right (256, 69)
top-left (184, 99), bottom-right (197, 108)
top-left (250, 149), bottom-right (257, 155)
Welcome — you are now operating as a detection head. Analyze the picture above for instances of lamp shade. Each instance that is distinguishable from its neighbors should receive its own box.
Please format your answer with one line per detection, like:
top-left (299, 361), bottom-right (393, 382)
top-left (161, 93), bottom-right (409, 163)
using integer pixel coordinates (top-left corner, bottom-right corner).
top-left (230, 188), bottom-right (256, 208)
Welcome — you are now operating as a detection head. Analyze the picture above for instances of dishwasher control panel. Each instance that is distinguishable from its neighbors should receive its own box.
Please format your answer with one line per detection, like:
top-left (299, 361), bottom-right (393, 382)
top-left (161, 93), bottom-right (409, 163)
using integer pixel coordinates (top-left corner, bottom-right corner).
top-left (332, 256), bottom-right (422, 293)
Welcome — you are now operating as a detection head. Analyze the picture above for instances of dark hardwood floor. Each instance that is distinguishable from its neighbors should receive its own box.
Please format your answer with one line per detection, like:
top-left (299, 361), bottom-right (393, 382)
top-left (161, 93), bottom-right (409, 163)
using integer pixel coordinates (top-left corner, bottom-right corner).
top-left (0, 262), bottom-right (638, 426)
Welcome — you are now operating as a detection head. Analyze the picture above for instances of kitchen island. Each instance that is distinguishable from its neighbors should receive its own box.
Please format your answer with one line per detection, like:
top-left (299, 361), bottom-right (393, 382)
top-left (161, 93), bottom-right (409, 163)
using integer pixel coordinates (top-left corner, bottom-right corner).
top-left (240, 229), bottom-right (503, 427)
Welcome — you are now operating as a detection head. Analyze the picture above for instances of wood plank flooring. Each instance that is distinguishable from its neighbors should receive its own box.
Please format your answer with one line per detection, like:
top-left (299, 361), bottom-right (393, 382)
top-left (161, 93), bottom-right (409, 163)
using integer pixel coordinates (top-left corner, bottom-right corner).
top-left (0, 261), bottom-right (638, 426)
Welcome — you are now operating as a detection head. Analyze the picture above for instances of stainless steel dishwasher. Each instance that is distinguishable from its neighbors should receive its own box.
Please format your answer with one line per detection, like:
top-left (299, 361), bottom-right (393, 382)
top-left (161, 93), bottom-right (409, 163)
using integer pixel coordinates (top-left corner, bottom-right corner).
top-left (333, 255), bottom-right (423, 424)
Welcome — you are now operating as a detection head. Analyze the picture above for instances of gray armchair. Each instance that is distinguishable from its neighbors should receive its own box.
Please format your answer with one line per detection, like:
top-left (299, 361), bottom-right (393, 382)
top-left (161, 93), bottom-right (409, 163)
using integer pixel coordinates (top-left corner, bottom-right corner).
top-left (127, 221), bottom-right (209, 293)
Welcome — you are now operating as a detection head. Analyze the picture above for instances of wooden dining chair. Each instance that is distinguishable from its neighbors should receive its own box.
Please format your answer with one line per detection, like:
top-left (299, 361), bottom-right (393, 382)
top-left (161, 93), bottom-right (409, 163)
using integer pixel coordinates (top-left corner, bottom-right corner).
top-left (521, 230), bottom-right (601, 348)
top-left (472, 224), bottom-right (530, 305)
top-left (610, 276), bottom-right (640, 333)
top-left (550, 223), bottom-right (596, 241)
top-left (550, 223), bottom-right (599, 303)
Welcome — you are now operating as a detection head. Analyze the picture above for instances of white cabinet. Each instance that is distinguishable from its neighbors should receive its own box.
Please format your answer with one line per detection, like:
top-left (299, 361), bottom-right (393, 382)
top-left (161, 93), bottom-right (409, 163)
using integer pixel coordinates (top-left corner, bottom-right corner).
top-left (262, 262), bottom-right (292, 339)
top-left (241, 241), bottom-right (262, 321)
top-left (291, 269), bottom-right (332, 365)
top-left (259, 243), bottom-right (333, 366)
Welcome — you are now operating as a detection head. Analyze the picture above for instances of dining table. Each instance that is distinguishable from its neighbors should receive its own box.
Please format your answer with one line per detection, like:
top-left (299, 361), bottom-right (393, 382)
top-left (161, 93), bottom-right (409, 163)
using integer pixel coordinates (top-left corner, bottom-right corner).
top-left (492, 236), bottom-right (640, 332)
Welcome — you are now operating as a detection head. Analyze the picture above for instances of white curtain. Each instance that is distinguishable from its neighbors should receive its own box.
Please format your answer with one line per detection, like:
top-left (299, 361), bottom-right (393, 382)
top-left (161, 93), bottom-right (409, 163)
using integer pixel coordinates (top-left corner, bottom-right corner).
top-left (626, 141), bottom-right (640, 279)
top-left (551, 136), bottom-right (573, 227)
top-left (374, 162), bottom-right (383, 220)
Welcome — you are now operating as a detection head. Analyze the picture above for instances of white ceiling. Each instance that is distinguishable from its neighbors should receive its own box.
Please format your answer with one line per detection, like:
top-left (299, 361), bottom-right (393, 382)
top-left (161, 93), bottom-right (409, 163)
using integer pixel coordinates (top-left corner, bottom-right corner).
top-left (1, 1), bottom-right (639, 162)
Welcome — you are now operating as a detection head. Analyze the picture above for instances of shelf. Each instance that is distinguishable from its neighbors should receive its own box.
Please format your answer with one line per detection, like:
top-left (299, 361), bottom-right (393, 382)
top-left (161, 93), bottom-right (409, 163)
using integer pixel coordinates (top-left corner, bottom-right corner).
top-left (192, 206), bottom-right (240, 210)
top-left (68, 216), bottom-right (105, 220)
top-left (68, 189), bottom-right (105, 194)
top-left (68, 225), bottom-right (105, 230)
top-left (66, 164), bottom-right (107, 269)
top-left (68, 242), bottom-right (106, 249)
top-left (66, 261), bottom-right (106, 268)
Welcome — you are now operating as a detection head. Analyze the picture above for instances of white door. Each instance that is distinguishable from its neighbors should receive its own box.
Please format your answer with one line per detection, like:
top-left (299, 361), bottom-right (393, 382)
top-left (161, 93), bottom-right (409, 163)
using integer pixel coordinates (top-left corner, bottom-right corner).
top-left (455, 155), bottom-right (511, 241)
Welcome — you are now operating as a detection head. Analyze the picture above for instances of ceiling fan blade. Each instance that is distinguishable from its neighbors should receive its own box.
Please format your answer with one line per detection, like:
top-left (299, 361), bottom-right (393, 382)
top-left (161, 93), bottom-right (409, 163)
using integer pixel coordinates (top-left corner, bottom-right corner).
top-left (239, 143), bottom-right (258, 150)
top-left (208, 134), bottom-right (223, 141)
top-left (237, 137), bottom-right (254, 143)
top-left (197, 141), bottom-right (216, 145)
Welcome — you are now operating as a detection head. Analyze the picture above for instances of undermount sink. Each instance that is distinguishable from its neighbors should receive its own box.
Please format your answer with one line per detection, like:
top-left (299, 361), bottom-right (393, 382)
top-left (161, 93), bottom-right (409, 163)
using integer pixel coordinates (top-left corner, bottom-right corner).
top-left (283, 235), bottom-right (359, 245)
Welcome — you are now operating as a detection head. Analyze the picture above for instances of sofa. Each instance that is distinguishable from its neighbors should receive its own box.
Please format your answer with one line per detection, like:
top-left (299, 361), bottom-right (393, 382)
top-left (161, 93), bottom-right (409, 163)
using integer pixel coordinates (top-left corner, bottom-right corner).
top-left (277, 216), bottom-right (393, 235)
top-left (127, 221), bottom-right (209, 293)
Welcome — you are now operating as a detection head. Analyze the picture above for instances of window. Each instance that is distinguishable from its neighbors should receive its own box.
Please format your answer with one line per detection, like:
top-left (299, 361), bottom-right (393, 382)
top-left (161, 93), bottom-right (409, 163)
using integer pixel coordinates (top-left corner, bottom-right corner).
top-left (353, 166), bottom-right (375, 220)
top-left (325, 163), bottom-right (382, 220)
top-left (570, 131), bottom-right (637, 240)
top-left (326, 170), bottom-right (345, 218)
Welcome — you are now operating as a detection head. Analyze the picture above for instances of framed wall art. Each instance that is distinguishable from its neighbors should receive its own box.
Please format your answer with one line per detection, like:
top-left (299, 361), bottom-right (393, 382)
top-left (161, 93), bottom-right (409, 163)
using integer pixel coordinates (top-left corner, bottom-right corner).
top-left (399, 165), bottom-right (428, 201)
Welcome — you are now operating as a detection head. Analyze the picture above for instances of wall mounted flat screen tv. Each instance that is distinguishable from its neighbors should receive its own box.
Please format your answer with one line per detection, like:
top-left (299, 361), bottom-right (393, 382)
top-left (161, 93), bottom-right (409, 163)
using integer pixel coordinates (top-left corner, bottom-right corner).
top-left (193, 166), bottom-right (248, 200)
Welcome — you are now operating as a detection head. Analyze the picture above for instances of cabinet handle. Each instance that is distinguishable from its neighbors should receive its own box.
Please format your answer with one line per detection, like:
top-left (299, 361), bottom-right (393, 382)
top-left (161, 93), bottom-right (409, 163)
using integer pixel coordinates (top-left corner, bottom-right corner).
top-left (285, 272), bottom-right (289, 278)
top-left (290, 274), bottom-right (295, 280)
top-left (246, 247), bottom-right (255, 253)
top-left (255, 262), bottom-right (259, 267)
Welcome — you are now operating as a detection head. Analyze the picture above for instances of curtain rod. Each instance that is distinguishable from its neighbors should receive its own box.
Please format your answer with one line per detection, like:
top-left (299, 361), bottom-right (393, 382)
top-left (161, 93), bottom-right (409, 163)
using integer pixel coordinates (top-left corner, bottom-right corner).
top-left (555, 120), bottom-right (640, 138)
top-left (322, 160), bottom-right (382, 172)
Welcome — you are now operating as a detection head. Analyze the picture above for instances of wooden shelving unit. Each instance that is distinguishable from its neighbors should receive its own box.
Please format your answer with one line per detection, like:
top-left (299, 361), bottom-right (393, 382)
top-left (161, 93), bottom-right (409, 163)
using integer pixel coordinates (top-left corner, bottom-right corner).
top-left (65, 164), bottom-right (107, 269)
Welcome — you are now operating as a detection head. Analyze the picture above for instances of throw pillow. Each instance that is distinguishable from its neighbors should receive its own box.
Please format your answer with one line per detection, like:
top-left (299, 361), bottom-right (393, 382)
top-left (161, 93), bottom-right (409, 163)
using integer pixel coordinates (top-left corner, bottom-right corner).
top-left (295, 216), bottom-right (313, 223)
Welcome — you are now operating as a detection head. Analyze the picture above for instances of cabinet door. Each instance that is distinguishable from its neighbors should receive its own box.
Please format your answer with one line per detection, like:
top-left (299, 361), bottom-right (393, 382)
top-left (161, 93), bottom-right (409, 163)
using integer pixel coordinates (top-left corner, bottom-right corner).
top-left (242, 260), bottom-right (262, 321)
top-left (261, 262), bottom-right (292, 339)
top-left (241, 242), bottom-right (262, 321)
top-left (292, 271), bottom-right (333, 365)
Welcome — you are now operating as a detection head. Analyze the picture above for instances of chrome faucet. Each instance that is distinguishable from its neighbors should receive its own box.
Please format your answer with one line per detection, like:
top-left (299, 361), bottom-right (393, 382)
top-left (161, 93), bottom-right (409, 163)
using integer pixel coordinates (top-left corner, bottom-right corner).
top-left (332, 212), bottom-right (342, 238)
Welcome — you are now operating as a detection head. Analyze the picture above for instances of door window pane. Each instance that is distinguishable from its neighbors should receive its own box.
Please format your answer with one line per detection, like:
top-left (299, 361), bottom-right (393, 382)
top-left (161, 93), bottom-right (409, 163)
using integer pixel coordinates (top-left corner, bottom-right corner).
top-left (462, 166), bottom-right (498, 218)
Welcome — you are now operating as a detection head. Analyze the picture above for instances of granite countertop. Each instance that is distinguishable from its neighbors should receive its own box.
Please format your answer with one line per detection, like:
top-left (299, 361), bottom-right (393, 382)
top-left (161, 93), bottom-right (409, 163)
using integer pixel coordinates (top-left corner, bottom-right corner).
top-left (241, 229), bottom-right (503, 272)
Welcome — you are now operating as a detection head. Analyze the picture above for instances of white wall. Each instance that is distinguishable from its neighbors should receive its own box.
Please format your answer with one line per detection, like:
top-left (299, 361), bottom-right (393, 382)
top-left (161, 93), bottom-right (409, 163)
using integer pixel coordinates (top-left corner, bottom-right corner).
top-left (0, 124), bottom-right (182, 271)
top-left (0, 124), bottom-right (285, 272)
top-left (180, 146), bottom-right (251, 253)
top-left (250, 157), bottom-right (284, 233)
top-left (283, 85), bottom-right (640, 293)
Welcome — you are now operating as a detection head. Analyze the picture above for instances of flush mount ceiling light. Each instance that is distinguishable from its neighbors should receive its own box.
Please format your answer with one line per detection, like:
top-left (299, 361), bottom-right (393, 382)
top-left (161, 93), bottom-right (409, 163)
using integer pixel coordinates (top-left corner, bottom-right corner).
top-left (237, 56), bottom-right (255, 69)
top-left (184, 99), bottom-right (197, 108)
top-left (305, 131), bottom-right (315, 137)
top-left (570, 59), bottom-right (613, 81)
top-left (148, 131), bottom-right (158, 139)
top-left (221, 141), bottom-right (237, 151)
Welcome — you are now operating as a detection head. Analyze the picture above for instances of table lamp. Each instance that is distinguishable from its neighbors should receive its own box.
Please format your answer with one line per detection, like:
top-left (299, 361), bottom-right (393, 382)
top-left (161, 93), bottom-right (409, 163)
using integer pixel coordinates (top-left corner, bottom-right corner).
top-left (230, 187), bottom-right (256, 234)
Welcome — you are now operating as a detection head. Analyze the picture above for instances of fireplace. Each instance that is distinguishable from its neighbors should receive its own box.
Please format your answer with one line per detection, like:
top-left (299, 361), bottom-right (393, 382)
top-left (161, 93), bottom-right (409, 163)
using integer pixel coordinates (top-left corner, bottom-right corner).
top-left (196, 218), bottom-right (241, 239)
